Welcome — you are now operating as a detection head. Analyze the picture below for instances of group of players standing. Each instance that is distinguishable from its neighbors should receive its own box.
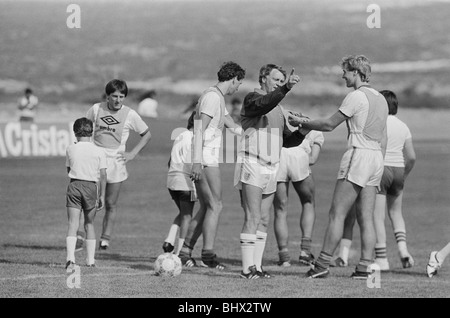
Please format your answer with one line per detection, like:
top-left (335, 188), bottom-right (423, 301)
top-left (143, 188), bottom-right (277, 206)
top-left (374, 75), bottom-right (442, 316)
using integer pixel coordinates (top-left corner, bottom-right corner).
top-left (64, 55), bottom-right (449, 279)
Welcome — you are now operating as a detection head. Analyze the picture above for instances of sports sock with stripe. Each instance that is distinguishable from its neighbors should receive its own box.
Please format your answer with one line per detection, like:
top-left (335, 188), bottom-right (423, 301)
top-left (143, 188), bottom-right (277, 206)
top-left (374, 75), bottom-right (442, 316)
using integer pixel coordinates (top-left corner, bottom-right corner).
top-left (240, 233), bottom-right (256, 273)
top-left (375, 243), bottom-right (387, 259)
top-left (394, 230), bottom-right (407, 256)
top-left (254, 231), bottom-right (267, 272)
top-left (315, 251), bottom-right (332, 271)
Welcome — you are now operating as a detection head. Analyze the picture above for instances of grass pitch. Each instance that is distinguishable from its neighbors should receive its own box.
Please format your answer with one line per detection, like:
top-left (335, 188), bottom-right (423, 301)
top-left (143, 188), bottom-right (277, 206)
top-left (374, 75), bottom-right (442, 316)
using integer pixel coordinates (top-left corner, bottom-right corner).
top-left (0, 118), bottom-right (449, 298)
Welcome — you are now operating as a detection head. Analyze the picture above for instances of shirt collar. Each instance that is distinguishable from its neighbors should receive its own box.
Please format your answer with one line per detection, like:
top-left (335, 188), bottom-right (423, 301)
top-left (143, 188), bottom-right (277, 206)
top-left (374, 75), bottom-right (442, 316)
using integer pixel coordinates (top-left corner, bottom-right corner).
top-left (254, 88), bottom-right (267, 95)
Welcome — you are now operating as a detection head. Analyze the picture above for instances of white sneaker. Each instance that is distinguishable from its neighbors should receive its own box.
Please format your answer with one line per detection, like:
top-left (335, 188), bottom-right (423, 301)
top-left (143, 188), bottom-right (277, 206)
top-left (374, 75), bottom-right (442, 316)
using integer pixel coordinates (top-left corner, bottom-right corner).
top-left (375, 258), bottom-right (390, 271)
top-left (426, 251), bottom-right (441, 278)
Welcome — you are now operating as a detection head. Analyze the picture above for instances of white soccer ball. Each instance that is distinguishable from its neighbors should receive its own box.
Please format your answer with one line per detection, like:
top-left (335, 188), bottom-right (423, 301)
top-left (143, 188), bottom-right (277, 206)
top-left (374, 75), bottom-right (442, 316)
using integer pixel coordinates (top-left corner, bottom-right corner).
top-left (154, 253), bottom-right (182, 277)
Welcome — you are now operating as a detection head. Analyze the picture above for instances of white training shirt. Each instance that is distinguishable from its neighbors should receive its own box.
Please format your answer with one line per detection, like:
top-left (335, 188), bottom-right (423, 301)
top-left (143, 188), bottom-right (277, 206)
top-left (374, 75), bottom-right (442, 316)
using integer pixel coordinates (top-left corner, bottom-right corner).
top-left (167, 130), bottom-right (195, 191)
top-left (86, 103), bottom-right (149, 156)
top-left (199, 91), bottom-right (229, 150)
top-left (339, 88), bottom-right (385, 151)
top-left (18, 95), bottom-right (38, 118)
top-left (300, 130), bottom-right (325, 154)
top-left (384, 115), bottom-right (412, 167)
top-left (66, 141), bottom-right (107, 182)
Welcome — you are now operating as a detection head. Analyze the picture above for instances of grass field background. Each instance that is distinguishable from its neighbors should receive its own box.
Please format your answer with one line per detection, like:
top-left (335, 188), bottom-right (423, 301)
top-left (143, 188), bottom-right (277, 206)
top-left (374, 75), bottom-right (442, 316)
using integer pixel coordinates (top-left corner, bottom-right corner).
top-left (0, 115), bottom-right (449, 298)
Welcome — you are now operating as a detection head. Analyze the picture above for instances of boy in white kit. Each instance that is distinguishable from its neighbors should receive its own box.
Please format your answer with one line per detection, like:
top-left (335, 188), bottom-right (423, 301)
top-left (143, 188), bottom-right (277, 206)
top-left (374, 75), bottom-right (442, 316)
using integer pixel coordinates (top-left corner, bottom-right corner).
top-left (163, 111), bottom-right (198, 255)
top-left (65, 118), bottom-right (107, 269)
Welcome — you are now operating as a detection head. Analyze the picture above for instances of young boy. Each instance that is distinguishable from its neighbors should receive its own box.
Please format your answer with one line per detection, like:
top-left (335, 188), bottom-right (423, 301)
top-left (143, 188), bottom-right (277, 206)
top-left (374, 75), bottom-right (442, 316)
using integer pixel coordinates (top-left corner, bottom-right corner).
top-left (65, 117), bottom-right (107, 269)
top-left (163, 111), bottom-right (197, 255)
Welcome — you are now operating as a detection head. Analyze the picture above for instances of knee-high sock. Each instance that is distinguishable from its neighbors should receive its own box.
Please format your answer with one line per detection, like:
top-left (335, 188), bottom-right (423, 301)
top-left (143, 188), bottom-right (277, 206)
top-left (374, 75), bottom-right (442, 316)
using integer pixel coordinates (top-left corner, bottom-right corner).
top-left (85, 239), bottom-right (96, 265)
top-left (66, 236), bottom-right (77, 262)
top-left (254, 231), bottom-right (267, 272)
top-left (240, 233), bottom-right (256, 273)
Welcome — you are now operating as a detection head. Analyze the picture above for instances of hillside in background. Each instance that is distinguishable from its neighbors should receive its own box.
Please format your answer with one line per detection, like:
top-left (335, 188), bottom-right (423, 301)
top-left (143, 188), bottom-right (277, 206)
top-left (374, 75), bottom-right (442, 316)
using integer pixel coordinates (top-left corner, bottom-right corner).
top-left (1, 0), bottom-right (450, 113)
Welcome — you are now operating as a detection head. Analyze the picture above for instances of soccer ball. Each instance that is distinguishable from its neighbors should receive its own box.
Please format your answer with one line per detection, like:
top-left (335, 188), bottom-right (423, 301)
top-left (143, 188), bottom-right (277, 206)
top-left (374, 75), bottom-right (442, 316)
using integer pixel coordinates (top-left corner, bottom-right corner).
top-left (154, 253), bottom-right (182, 277)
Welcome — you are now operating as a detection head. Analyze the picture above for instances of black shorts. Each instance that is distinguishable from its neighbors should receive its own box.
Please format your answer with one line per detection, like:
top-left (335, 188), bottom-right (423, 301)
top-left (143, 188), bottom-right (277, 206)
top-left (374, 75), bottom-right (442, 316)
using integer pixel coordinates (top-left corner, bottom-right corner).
top-left (378, 166), bottom-right (405, 196)
top-left (66, 179), bottom-right (98, 211)
top-left (168, 189), bottom-right (195, 202)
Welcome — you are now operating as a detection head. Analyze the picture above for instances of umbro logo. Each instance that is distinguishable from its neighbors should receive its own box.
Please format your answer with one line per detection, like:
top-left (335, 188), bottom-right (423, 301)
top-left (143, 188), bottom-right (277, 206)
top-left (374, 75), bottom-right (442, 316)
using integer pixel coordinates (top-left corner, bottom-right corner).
top-left (101, 116), bottom-right (120, 125)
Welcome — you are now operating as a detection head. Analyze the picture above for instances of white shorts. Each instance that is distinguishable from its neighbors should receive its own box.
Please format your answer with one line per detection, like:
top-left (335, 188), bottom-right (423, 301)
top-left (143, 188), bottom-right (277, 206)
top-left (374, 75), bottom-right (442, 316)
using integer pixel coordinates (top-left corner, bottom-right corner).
top-left (202, 146), bottom-right (220, 168)
top-left (234, 156), bottom-right (279, 195)
top-left (105, 152), bottom-right (128, 183)
top-left (337, 147), bottom-right (384, 188)
top-left (276, 147), bottom-right (310, 183)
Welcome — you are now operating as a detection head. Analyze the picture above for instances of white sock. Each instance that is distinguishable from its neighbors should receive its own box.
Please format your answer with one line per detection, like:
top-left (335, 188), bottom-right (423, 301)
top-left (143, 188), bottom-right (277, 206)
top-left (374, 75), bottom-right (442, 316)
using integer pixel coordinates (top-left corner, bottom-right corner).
top-left (339, 239), bottom-right (352, 263)
top-left (254, 231), bottom-right (267, 272)
top-left (66, 236), bottom-right (77, 262)
top-left (85, 239), bottom-right (96, 265)
top-left (176, 238), bottom-right (185, 256)
top-left (165, 224), bottom-right (179, 245)
top-left (437, 242), bottom-right (450, 263)
top-left (240, 233), bottom-right (256, 273)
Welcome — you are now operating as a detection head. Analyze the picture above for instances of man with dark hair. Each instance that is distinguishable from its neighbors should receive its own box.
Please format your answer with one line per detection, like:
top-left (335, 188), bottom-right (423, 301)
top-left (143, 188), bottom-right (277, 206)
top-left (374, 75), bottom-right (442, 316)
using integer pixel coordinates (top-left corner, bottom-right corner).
top-left (289, 55), bottom-right (388, 279)
top-left (82, 79), bottom-right (151, 250)
top-left (235, 64), bottom-right (307, 279)
top-left (178, 61), bottom-right (245, 269)
top-left (18, 88), bottom-right (39, 122)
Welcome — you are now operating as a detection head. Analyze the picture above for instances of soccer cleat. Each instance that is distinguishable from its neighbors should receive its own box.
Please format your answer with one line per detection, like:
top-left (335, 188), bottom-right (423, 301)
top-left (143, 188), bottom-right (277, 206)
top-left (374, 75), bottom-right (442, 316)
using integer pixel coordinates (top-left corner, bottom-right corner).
top-left (179, 254), bottom-right (197, 267)
top-left (75, 236), bottom-right (84, 252)
top-left (351, 270), bottom-right (371, 280)
top-left (240, 265), bottom-right (259, 279)
top-left (99, 241), bottom-right (109, 251)
top-left (299, 252), bottom-right (315, 266)
top-left (426, 251), bottom-right (441, 278)
top-left (401, 255), bottom-right (415, 269)
top-left (256, 267), bottom-right (272, 278)
top-left (65, 260), bottom-right (76, 270)
top-left (374, 258), bottom-right (390, 271)
top-left (305, 267), bottom-right (329, 279)
top-left (162, 242), bottom-right (175, 253)
top-left (330, 257), bottom-right (348, 267)
top-left (199, 255), bottom-right (226, 270)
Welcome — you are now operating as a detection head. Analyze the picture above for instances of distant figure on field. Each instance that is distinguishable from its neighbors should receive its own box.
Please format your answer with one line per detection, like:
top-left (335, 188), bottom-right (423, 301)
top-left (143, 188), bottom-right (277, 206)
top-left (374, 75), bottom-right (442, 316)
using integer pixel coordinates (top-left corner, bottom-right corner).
top-left (18, 88), bottom-right (39, 122)
top-left (138, 90), bottom-right (158, 118)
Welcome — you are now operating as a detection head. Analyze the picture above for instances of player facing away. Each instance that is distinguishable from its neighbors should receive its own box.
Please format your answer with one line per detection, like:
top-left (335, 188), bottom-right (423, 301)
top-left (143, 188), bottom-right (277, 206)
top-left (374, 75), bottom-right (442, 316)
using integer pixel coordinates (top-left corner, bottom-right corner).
top-left (163, 111), bottom-right (198, 255)
top-left (332, 90), bottom-right (416, 271)
top-left (273, 130), bottom-right (324, 267)
top-left (289, 55), bottom-right (388, 279)
top-left (427, 242), bottom-right (450, 277)
top-left (65, 118), bottom-right (107, 269)
top-left (85, 79), bottom-right (151, 250)
top-left (235, 64), bottom-right (308, 279)
top-left (179, 61), bottom-right (245, 269)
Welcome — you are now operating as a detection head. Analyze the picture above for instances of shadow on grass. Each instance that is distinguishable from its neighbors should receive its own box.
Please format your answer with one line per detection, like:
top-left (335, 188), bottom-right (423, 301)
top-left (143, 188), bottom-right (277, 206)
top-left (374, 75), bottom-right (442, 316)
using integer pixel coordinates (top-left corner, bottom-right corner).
top-left (96, 252), bottom-right (156, 263)
top-left (2, 243), bottom-right (64, 251)
top-left (0, 258), bottom-right (59, 267)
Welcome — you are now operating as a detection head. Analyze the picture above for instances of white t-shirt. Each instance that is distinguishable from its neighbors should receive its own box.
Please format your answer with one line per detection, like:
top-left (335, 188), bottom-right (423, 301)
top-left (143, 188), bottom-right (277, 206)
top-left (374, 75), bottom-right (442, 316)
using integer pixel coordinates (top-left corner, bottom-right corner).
top-left (384, 115), bottom-right (412, 167)
top-left (167, 130), bottom-right (195, 191)
top-left (339, 88), bottom-right (385, 151)
top-left (300, 130), bottom-right (325, 154)
top-left (199, 91), bottom-right (229, 150)
top-left (66, 141), bottom-right (107, 182)
top-left (86, 103), bottom-right (149, 156)
top-left (138, 98), bottom-right (158, 118)
top-left (18, 95), bottom-right (38, 118)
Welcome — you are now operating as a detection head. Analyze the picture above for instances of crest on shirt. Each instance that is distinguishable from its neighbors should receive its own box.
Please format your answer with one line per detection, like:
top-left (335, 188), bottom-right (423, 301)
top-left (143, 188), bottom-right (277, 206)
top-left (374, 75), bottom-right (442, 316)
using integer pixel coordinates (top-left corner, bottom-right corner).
top-left (100, 115), bottom-right (120, 126)
top-left (243, 172), bottom-right (251, 181)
